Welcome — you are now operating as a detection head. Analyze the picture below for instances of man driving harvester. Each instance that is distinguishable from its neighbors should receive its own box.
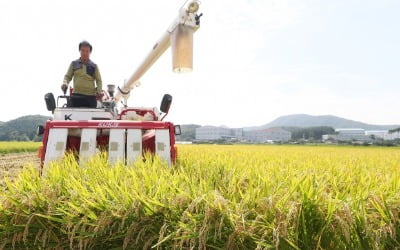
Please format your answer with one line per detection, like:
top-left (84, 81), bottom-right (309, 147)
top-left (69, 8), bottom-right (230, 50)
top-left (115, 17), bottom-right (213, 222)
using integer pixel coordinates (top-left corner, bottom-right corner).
top-left (62, 41), bottom-right (103, 108)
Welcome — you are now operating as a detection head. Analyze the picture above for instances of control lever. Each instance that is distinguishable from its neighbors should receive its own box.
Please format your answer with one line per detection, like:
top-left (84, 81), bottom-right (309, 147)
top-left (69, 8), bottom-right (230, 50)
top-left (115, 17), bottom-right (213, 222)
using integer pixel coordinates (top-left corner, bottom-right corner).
top-left (61, 84), bottom-right (68, 95)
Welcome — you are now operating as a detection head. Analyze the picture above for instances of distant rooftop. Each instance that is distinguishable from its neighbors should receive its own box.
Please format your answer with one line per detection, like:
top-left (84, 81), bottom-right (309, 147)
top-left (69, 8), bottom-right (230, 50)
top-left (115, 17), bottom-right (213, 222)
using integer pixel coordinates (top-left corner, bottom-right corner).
top-left (335, 128), bottom-right (364, 131)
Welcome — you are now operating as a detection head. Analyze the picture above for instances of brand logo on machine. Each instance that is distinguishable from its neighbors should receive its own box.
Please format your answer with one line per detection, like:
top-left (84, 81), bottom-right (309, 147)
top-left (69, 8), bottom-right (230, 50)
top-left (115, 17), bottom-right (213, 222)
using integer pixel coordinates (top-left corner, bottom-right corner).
top-left (98, 122), bottom-right (119, 128)
top-left (64, 114), bottom-right (72, 120)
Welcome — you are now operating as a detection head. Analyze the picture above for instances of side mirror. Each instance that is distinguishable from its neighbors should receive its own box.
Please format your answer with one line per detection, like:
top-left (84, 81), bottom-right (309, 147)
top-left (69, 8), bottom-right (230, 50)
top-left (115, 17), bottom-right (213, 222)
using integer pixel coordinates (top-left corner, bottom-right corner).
top-left (44, 93), bottom-right (56, 112)
top-left (160, 94), bottom-right (173, 113)
top-left (36, 125), bottom-right (45, 136)
top-left (174, 125), bottom-right (182, 136)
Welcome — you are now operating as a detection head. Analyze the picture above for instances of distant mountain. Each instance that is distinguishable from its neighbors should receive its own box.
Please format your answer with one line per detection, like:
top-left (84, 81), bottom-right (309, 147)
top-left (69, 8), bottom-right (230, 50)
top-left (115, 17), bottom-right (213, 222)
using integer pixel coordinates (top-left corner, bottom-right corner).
top-left (0, 115), bottom-right (50, 141)
top-left (259, 114), bottom-right (399, 130)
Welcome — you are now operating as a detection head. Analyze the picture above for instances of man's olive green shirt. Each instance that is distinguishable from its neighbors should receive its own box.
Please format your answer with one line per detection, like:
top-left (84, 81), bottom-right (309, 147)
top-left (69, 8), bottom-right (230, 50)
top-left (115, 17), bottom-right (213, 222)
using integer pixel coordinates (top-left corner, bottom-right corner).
top-left (64, 59), bottom-right (102, 96)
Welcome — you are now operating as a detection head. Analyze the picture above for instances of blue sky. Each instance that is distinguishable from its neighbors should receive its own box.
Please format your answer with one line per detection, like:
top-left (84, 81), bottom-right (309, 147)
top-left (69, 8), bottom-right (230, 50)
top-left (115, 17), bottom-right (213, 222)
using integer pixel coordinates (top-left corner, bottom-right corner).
top-left (0, 0), bottom-right (399, 127)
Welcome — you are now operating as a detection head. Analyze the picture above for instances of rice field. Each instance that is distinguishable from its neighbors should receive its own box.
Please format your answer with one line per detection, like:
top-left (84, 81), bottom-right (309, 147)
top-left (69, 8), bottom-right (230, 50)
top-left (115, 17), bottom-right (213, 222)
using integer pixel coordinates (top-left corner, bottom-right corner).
top-left (0, 141), bottom-right (40, 154)
top-left (0, 145), bottom-right (400, 249)
top-left (0, 153), bottom-right (39, 187)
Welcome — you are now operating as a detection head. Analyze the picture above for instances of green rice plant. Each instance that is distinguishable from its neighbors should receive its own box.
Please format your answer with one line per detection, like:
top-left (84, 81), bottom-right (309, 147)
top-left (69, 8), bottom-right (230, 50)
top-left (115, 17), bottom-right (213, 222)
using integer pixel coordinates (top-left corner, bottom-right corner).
top-left (0, 145), bottom-right (399, 249)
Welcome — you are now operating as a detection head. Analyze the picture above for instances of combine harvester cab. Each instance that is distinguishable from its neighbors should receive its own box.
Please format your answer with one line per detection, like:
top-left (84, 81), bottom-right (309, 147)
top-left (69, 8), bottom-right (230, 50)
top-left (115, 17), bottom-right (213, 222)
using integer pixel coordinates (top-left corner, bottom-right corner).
top-left (36, 0), bottom-right (202, 173)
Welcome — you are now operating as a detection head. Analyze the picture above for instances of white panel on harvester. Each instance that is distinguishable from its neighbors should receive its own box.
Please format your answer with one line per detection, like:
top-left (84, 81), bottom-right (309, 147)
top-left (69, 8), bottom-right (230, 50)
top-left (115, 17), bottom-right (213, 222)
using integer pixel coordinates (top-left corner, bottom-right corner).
top-left (155, 129), bottom-right (171, 166)
top-left (79, 129), bottom-right (97, 161)
top-left (109, 129), bottom-right (126, 165)
top-left (126, 129), bottom-right (142, 165)
top-left (44, 128), bottom-right (68, 166)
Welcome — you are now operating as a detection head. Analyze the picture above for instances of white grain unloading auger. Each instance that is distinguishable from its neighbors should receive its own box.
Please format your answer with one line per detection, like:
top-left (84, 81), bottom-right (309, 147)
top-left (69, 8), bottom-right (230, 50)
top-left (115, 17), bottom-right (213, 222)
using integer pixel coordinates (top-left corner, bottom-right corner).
top-left (37, 1), bottom-right (202, 173)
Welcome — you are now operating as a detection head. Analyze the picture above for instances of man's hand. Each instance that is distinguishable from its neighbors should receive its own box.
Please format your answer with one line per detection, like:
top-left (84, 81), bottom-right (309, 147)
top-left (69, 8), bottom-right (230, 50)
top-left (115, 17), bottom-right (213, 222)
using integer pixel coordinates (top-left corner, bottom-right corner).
top-left (96, 91), bottom-right (104, 100)
top-left (61, 83), bottom-right (68, 94)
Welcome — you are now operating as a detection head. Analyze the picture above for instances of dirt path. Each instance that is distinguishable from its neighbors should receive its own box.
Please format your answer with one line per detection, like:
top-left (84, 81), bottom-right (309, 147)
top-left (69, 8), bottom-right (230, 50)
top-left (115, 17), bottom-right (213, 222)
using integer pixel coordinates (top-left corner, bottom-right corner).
top-left (0, 153), bottom-right (39, 185)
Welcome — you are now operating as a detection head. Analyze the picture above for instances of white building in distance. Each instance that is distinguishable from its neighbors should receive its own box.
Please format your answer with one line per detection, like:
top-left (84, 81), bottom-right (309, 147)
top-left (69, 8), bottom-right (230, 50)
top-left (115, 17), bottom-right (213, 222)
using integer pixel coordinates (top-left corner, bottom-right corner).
top-left (243, 128), bottom-right (292, 143)
top-left (335, 128), bottom-right (369, 141)
top-left (387, 131), bottom-right (400, 140)
top-left (195, 126), bottom-right (243, 141)
top-left (323, 128), bottom-right (400, 142)
top-left (195, 126), bottom-right (291, 142)
top-left (366, 130), bottom-right (400, 140)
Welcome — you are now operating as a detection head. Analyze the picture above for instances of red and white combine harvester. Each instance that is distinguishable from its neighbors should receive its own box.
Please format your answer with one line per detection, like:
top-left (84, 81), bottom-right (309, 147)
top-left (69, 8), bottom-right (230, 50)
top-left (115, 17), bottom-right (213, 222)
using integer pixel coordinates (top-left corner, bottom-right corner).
top-left (37, 1), bottom-right (202, 173)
